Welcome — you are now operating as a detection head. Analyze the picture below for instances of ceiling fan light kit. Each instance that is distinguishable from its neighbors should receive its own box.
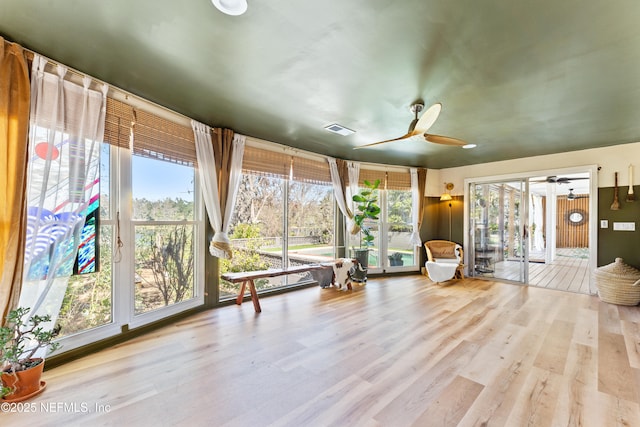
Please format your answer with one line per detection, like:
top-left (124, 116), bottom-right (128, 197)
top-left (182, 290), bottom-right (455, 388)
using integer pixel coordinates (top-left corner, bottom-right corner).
top-left (211, 0), bottom-right (247, 16)
top-left (566, 188), bottom-right (583, 200)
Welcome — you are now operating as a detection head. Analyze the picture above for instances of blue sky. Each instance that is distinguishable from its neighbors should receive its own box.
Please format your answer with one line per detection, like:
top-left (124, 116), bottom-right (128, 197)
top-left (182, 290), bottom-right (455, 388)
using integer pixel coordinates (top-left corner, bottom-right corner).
top-left (132, 156), bottom-right (194, 201)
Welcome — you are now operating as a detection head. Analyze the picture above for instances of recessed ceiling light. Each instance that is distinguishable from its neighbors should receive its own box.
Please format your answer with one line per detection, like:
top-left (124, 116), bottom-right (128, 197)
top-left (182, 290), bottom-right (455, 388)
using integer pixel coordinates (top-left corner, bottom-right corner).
top-left (462, 144), bottom-right (477, 149)
top-left (324, 124), bottom-right (355, 136)
top-left (211, 0), bottom-right (247, 16)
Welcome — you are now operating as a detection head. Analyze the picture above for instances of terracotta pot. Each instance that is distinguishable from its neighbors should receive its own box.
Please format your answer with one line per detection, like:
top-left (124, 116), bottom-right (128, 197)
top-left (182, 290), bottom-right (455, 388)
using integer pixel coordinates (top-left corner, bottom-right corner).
top-left (1, 358), bottom-right (44, 400)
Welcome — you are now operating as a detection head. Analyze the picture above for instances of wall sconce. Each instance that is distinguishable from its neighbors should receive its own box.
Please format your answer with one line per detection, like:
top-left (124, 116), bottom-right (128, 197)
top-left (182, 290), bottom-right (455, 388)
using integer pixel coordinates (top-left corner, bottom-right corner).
top-left (212, 0), bottom-right (247, 15)
top-left (440, 183), bottom-right (454, 201)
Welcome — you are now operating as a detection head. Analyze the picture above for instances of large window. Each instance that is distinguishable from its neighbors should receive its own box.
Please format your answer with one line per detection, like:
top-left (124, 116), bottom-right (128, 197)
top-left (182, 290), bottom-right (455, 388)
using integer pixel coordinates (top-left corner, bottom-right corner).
top-left (40, 97), bottom-right (205, 351)
top-left (132, 155), bottom-right (197, 315)
top-left (287, 181), bottom-right (335, 266)
top-left (347, 170), bottom-right (418, 271)
top-left (219, 149), bottom-right (336, 299)
top-left (220, 173), bottom-right (285, 298)
top-left (386, 189), bottom-right (416, 267)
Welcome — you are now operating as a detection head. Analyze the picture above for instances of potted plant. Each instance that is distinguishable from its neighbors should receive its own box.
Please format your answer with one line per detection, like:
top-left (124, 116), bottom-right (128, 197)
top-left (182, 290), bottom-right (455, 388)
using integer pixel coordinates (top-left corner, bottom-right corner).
top-left (388, 252), bottom-right (404, 266)
top-left (351, 179), bottom-right (381, 281)
top-left (1, 307), bottom-right (60, 401)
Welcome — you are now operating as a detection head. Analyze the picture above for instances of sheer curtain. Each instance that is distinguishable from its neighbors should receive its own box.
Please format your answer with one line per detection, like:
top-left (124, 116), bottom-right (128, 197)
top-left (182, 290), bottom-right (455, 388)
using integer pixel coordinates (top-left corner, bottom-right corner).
top-left (531, 193), bottom-right (545, 252)
top-left (0, 38), bottom-right (30, 322)
top-left (19, 55), bottom-right (108, 321)
top-left (192, 121), bottom-right (245, 259)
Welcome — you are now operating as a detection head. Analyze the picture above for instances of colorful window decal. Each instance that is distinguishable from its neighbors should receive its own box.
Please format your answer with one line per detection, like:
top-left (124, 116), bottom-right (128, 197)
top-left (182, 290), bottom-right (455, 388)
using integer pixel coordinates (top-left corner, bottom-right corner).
top-left (74, 196), bottom-right (100, 275)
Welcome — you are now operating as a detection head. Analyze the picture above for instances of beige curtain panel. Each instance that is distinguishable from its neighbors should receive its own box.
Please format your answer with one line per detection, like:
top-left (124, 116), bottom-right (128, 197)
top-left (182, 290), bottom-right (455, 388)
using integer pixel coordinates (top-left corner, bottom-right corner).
top-left (213, 128), bottom-right (235, 217)
top-left (0, 38), bottom-right (30, 324)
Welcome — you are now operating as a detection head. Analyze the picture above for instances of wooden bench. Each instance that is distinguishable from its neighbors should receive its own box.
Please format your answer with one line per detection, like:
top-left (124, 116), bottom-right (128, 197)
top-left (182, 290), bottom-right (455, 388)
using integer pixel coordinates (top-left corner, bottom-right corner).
top-left (221, 261), bottom-right (356, 312)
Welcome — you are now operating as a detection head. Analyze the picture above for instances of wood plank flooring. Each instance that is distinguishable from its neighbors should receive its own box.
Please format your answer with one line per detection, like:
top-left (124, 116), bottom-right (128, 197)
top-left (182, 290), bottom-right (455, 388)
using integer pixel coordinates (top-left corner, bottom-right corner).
top-left (4, 275), bottom-right (640, 426)
top-left (489, 253), bottom-right (592, 295)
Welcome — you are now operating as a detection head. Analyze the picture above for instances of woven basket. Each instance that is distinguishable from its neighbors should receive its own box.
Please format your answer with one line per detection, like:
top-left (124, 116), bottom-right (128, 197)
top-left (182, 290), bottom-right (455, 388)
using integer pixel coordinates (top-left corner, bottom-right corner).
top-left (594, 258), bottom-right (640, 305)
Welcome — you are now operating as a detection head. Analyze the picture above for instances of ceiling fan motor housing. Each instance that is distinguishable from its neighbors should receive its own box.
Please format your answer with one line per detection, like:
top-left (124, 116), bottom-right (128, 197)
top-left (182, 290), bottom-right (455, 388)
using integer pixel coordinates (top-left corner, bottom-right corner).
top-left (410, 103), bottom-right (424, 115)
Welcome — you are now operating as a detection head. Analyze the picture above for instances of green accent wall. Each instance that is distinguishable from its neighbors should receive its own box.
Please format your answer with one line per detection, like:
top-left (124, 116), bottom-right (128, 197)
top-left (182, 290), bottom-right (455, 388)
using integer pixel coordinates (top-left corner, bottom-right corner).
top-left (598, 186), bottom-right (640, 269)
top-left (424, 196), bottom-right (464, 244)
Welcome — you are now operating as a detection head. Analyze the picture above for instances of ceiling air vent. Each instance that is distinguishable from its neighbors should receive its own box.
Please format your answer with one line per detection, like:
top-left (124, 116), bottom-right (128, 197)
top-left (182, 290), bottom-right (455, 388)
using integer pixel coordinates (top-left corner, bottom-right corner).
top-left (324, 123), bottom-right (355, 136)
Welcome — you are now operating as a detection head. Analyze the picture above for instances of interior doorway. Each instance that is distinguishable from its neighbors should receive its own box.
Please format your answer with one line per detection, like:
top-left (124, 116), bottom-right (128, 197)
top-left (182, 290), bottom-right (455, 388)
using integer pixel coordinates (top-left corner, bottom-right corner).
top-left (464, 166), bottom-right (598, 295)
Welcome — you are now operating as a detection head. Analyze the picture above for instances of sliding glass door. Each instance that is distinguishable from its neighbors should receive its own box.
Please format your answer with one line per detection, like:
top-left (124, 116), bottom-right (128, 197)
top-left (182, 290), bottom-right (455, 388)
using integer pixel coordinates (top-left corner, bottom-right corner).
top-left (468, 179), bottom-right (529, 283)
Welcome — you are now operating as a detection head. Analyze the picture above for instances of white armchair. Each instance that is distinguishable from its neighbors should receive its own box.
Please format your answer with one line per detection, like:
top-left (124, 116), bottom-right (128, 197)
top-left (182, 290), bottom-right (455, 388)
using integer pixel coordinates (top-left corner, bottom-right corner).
top-left (424, 240), bottom-right (464, 283)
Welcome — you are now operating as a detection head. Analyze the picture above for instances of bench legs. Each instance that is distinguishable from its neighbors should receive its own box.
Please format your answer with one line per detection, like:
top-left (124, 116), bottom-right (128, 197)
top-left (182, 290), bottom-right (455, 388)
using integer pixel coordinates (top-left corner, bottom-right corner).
top-left (236, 279), bottom-right (262, 313)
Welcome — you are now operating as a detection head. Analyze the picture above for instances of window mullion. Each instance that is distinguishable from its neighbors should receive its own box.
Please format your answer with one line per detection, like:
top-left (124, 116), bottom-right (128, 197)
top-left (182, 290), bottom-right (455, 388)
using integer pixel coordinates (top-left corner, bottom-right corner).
top-left (379, 189), bottom-right (389, 270)
top-left (114, 145), bottom-right (134, 328)
top-left (283, 178), bottom-right (289, 271)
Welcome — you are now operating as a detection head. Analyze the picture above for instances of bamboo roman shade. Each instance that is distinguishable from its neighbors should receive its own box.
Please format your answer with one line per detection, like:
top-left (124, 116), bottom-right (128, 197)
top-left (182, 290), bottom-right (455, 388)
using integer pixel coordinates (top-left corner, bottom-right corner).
top-left (242, 146), bottom-right (290, 178)
top-left (105, 97), bottom-right (403, 187)
top-left (134, 109), bottom-right (196, 166)
top-left (242, 146), bottom-right (332, 184)
top-left (104, 97), bottom-right (133, 149)
top-left (104, 97), bottom-right (196, 166)
top-left (359, 169), bottom-right (411, 190)
top-left (291, 157), bottom-right (331, 184)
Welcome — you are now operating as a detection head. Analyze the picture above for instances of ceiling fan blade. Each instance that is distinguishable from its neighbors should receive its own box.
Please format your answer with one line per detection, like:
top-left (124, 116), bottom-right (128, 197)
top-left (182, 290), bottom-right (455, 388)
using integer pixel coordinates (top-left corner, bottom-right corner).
top-left (414, 103), bottom-right (442, 133)
top-left (547, 176), bottom-right (590, 184)
top-left (424, 134), bottom-right (467, 146)
top-left (353, 132), bottom-right (417, 150)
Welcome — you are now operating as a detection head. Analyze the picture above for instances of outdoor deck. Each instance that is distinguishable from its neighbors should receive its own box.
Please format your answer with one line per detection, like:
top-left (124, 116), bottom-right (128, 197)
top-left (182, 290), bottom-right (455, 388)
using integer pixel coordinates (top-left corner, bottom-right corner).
top-left (484, 248), bottom-right (592, 295)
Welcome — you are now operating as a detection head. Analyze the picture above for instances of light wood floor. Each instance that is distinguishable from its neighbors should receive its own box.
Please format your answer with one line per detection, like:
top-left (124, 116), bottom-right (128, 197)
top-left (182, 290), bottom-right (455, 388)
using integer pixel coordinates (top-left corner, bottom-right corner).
top-left (5, 275), bottom-right (640, 426)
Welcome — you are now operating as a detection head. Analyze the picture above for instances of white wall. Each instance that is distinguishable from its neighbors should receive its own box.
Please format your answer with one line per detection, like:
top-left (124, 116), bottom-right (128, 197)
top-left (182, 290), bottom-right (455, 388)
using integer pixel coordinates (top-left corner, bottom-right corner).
top-left (426, 141), bottom-right (640, 196)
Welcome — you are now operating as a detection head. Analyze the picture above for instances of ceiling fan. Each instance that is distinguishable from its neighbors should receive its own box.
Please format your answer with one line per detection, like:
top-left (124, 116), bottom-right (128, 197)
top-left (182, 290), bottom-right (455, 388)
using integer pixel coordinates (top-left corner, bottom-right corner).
top-left (532, 175), bottom-right (589, 185)
top-left (567, 188), bottom-right (588, 200)
top-left (353, 102), bottom-right (467, 150)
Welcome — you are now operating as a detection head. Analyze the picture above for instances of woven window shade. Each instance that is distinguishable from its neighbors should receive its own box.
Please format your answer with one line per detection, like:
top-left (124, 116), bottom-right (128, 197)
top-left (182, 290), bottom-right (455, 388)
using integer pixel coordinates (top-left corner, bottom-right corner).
top-left (358, 169), bottom-right (384, 188)
top-left (104, 98), bottom-right (134, 149)
top-left (358, 169), bottom-right (411, 190)
top-left (291, 157), bottom-right (331, 184)
top-left (386, 170), bottom-right (412, 190)
top-left (242, 146), bottom-right (290, 179)
top-left (104, 97), bottom-right (196, 166)
top-left (133, 109), bottom-right (196, 166)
